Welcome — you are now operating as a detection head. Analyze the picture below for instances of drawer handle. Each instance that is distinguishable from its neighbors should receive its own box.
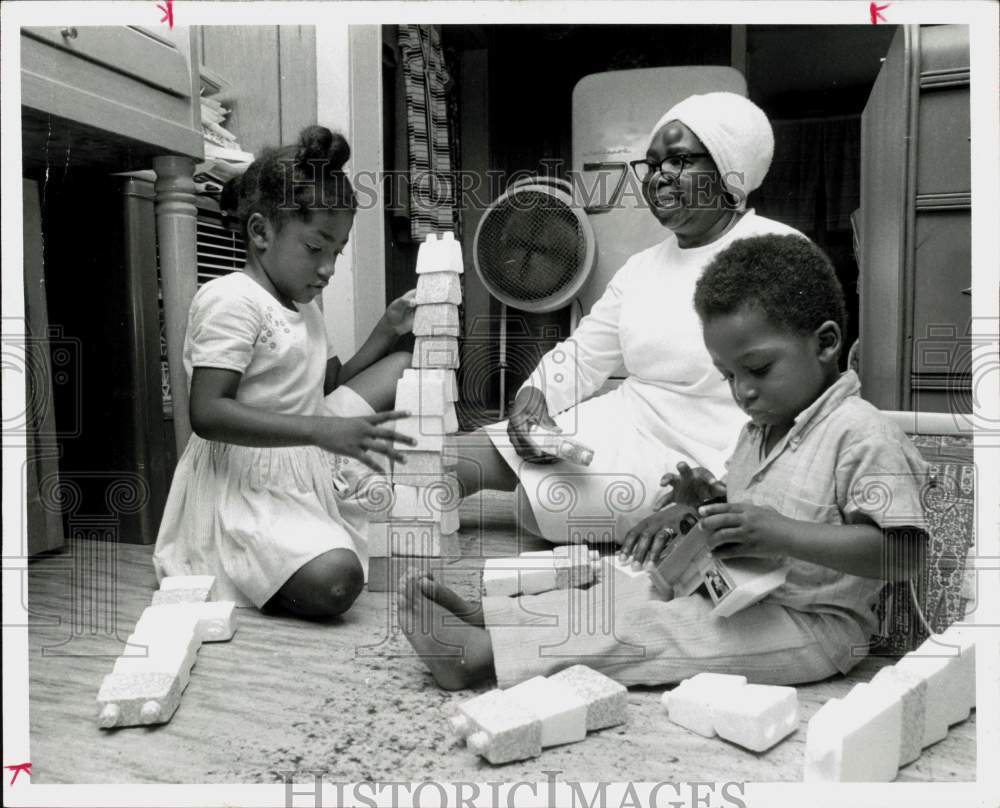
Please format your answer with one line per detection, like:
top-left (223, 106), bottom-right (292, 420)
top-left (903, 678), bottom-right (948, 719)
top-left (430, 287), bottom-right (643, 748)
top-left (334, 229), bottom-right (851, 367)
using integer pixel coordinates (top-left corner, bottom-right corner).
top-left (60, 27), bottom-right (78, 39)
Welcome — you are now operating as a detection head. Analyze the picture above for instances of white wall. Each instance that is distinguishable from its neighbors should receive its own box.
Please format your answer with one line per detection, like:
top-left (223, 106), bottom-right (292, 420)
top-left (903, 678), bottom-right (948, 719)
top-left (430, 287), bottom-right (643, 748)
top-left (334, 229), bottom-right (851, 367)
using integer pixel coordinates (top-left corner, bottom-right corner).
top-left (316, 22), bottom-right (357, 358)
top-left (316, 24), bottom-right (385, 361)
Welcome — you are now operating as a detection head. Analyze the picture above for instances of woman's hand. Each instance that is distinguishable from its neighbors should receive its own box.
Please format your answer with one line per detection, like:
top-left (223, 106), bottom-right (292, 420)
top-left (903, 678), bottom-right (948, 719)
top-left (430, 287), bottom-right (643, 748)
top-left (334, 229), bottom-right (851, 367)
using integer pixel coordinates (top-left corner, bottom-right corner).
top-left (311, 410), bottom-right (416, 473)
top-left (507, 386), bottom-right (560, 463)
top-left (383, 289), bottom-right (417, 336)
top-left (618, 508), bottom-right (679, 569)
top-left (654, 461), bottom-right (726, 510)
top-left (698, 501), bottom-right (791, 559)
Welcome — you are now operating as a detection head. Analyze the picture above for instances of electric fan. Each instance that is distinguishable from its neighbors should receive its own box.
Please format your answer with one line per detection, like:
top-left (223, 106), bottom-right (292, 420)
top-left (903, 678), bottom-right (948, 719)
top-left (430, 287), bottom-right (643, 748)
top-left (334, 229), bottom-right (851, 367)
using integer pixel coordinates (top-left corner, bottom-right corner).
top-left (472, 176), bottom-right (596, 417)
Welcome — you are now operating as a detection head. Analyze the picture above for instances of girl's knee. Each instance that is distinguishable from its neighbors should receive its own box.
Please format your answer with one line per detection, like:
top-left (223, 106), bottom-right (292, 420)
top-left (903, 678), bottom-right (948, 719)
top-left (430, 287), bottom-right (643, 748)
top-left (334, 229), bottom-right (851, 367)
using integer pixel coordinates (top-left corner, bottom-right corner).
top-left (277, 550), bottom-right (364, 619)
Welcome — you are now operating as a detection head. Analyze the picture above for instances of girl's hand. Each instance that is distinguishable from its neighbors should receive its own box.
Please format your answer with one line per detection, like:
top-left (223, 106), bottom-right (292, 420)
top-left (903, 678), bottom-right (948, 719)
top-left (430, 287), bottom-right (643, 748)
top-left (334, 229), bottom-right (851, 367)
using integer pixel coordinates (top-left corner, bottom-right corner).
top-left (618, 508), bottom-right (679, 569)
top-left (697, 502), bottom-right (791, 559)
top-left (654, 461), bottom-right (726, 511)
top-left (507, 386), bottom-right (560, 463)
top-left (312, 410), bottom-right (416, 473)
top-left (383, 289), bottom-right (417, 335)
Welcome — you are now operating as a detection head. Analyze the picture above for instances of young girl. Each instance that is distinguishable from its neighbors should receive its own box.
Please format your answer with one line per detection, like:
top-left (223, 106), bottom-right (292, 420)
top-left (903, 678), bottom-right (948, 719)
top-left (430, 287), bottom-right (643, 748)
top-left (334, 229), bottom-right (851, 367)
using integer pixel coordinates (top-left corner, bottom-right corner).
top-left (154, 125), bottom-right (417, 619)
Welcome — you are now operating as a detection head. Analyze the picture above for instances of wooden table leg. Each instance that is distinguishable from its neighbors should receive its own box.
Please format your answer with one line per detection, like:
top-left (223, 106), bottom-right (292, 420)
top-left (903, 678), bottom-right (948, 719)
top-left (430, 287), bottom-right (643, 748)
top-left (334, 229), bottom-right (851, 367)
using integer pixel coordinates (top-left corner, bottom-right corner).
top-left (153, 155), bottom-right (197, 456)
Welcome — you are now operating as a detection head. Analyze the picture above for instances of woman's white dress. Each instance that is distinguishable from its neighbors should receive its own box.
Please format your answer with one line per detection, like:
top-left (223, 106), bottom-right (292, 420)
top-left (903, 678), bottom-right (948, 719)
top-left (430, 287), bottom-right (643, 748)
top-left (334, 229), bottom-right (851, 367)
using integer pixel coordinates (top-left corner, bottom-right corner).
top-left (485, 210), bottom-right (802, 544)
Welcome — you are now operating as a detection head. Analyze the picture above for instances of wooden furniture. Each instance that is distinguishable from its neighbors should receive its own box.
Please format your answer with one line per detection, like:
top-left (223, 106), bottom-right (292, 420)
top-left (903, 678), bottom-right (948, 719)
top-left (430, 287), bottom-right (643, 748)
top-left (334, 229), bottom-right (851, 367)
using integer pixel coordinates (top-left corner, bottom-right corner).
top-left (21, 26), bottom-right (203, 163)
top-left (858, 25), bottom-right (971, 412)
top-left (20, 25), bottom-right (203, 546)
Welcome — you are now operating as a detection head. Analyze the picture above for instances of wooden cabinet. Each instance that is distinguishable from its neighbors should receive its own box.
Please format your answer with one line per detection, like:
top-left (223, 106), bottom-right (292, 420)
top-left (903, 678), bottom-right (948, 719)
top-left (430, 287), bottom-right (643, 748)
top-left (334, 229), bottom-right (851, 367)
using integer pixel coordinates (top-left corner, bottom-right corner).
top-left (20, 25), bottom-right (204, 548)
top-left (21, 26), bottom-right (203, 164)
top-left (858, 25), bottom-right (971, 412)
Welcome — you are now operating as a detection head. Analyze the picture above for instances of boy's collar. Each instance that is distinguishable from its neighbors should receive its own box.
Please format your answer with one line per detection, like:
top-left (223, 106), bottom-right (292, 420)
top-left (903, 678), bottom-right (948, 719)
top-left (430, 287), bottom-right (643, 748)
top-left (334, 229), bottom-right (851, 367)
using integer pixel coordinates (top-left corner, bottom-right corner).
top-left (747, 370), bottom-right (861, 451)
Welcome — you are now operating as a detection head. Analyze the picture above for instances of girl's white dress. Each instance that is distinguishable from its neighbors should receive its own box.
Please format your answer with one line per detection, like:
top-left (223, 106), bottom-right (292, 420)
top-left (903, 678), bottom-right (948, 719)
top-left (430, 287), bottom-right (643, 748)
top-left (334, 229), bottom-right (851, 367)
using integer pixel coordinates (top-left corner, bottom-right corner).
top-left (485, 210), bottom-right (802, 544)
top-left (153, 272), bottom-right (371, 607)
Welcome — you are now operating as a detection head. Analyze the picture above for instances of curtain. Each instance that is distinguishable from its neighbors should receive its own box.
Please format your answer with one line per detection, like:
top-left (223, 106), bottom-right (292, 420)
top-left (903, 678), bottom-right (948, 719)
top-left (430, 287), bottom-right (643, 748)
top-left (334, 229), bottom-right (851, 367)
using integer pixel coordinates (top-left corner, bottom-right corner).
top-left (398, 25), bottom-right (456, 240)
top-left (752, 115), bottom-right (861, 235)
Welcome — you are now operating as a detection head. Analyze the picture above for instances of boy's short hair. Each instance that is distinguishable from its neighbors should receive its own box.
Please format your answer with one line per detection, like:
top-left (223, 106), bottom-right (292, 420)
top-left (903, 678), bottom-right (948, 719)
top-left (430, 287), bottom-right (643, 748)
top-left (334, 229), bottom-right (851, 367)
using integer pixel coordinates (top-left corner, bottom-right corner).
top-left (694, 234), bottom-right (847, 336)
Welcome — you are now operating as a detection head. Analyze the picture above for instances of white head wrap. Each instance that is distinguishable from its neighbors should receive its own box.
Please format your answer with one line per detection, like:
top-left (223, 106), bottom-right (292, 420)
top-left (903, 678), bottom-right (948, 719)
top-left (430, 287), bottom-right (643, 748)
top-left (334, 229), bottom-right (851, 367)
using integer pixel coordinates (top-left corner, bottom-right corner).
top-left (647, 92), bottom-right (774, 200)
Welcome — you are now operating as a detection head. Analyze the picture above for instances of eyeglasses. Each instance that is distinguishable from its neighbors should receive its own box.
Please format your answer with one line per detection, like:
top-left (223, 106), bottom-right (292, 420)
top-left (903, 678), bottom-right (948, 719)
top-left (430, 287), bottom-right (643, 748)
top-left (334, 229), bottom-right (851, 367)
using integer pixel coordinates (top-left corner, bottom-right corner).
top-left (629, 153), bottom-right (712, 182)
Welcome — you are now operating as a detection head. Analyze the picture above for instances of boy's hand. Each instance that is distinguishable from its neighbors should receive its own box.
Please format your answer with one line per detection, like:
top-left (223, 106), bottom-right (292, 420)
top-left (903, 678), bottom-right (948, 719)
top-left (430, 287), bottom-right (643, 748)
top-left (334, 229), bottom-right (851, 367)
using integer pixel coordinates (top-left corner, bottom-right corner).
top-left (618, 508), bottom-right (679, 569)
top-left (383, 289), bottom-right (417, 335)
top-left (312, 410), bottom-right (416, 473)
top-left (697, 502), bottom-right (791, 559)
top-left (654, 461), bottom-right (726, 511)
top-left (507, 386), bottom-right (560, 463)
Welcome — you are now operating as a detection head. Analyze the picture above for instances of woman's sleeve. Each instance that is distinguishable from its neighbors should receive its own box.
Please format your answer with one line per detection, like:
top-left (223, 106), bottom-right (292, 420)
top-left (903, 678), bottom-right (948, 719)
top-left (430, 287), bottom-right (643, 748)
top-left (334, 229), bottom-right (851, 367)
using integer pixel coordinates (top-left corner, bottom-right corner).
top-left (519, 260), bottom-right (630, 415)
top-left (187, 283), bottom-right (260, 374)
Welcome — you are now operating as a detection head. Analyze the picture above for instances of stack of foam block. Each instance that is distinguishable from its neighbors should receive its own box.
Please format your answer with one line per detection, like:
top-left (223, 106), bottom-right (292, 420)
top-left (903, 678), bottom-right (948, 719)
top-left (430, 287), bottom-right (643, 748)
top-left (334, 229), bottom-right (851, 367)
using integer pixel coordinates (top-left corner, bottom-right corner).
top-left (448, 665), bottom-right (628, 764)
top-left (661, 673), bottom-right (800, 752)
top-left (367, 232), bottom-right (463, 592)
top-left (803, 624), bottom-right (977, 781)
top-left (482, 545), bottom-right (601, 598)
top-left (95, 575), bottom-right (236, 728)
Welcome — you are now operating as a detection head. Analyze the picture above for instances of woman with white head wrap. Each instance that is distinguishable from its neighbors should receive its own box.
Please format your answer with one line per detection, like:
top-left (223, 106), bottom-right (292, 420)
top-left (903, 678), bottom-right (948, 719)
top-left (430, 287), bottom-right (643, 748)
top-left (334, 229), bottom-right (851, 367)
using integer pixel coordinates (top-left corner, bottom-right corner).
top-left (401, 93), bottom-right (834, 692)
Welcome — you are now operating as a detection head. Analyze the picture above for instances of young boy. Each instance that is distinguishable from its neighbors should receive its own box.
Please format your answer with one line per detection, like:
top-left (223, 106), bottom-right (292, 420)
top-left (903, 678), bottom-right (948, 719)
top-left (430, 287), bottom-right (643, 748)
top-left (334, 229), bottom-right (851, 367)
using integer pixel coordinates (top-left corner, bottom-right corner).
top-left (399, 234), bottom-right (929, 691)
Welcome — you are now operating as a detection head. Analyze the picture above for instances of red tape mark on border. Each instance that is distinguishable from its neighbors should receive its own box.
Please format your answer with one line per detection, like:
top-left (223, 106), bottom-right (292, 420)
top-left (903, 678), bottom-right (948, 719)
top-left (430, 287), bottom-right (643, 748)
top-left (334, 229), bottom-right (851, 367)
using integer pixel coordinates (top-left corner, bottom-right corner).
top-left (157, 0), bottom-right (174, 29)
top-left (870, 2), bottom-right (890, 24)
top-left (6, 763), bottom-right (31, 786)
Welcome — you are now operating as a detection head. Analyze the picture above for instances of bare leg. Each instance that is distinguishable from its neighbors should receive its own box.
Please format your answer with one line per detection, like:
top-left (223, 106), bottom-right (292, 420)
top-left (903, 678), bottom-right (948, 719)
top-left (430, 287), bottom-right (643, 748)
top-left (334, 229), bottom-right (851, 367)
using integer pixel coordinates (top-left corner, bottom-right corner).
top-left (342, 350), bottom-right (412, 411)
top-left (452, 429), bottom-right (518, 497)
top-left (397, 571), bottom-right (495, 690)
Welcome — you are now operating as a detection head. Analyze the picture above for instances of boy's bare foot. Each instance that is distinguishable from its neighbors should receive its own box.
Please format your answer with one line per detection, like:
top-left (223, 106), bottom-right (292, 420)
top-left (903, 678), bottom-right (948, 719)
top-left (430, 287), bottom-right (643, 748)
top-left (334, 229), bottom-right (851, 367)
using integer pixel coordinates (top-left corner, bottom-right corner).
top-left (417, 574), bottom-right (486, 628)
top-left (397, 572), bottom-right (494, 691)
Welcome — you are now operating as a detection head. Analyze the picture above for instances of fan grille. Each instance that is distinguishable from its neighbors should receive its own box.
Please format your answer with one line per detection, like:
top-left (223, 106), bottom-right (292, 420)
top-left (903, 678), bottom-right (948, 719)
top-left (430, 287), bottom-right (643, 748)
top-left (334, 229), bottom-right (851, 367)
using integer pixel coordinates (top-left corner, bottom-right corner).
top-left (476, 190), bottom-right (587, 304)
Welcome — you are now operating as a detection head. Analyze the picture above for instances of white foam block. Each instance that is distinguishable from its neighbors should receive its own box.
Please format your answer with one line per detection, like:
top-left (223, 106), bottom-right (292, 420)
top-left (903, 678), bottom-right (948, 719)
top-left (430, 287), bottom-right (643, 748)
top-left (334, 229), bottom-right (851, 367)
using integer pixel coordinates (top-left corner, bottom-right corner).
top-left (396, 416), bottom-right (446, 452)
top-left (482, 557), bottom-right (557, 597)
top-left (803, 684), bottom-right (903, 782)
top-left (443, 401), bottom-right (459, 434)
top-left (395, 371), bottom-right (446, 416)
top-left (710, 684), bottom-right (799, 752)
top-left (372, 521), bottom-right (460, 557)
top-left (448, 689), bottom-right (541, 765)
top-left (416, 271), bottom-right (463, 305)
top-left (136, 601), bottom-right (237, 643)
top-left (890, 654), bottom-right (954, 748)
top-left (416, 231), bottom-right (464, 275)
top-left (159, 575), bottom-right (216, 597)
top-left (661, 673), bottom-right (748, 738)
top-left (548, 665), bottom-right (628, 731)
top-left (391, 452), bottom-right (458, 488)
top-left (151, 586), bottom-right (212, 606)
top-left (605, 556), bottom-right (661, 605)
top-left (413, 303), bottom-right (460, 337)
top-left (406, 368), bottom-right (458, 401)
top-left (553, 544), bottom-right (595, 589)
top-left (390, 482), bottom-right (460, 528)
top-left (96, 671), bottom-right (184, 728)
top-left (413, 336), bottom-right (460, 369)
top-left (912, 625), bottom-right (977, 726)
top-left (506, 676), bottom-right (587, 747)
top-left (114, 626), bottom-right (201, 689)
top-left (869, 665), bottom-right (927, 766)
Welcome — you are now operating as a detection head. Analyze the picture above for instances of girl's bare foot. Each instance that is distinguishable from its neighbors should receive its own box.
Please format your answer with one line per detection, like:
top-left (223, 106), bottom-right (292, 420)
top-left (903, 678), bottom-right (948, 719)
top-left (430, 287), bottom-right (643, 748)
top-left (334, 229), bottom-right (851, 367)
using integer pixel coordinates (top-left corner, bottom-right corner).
top-left (397, 572), bottom-right (495, 691)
